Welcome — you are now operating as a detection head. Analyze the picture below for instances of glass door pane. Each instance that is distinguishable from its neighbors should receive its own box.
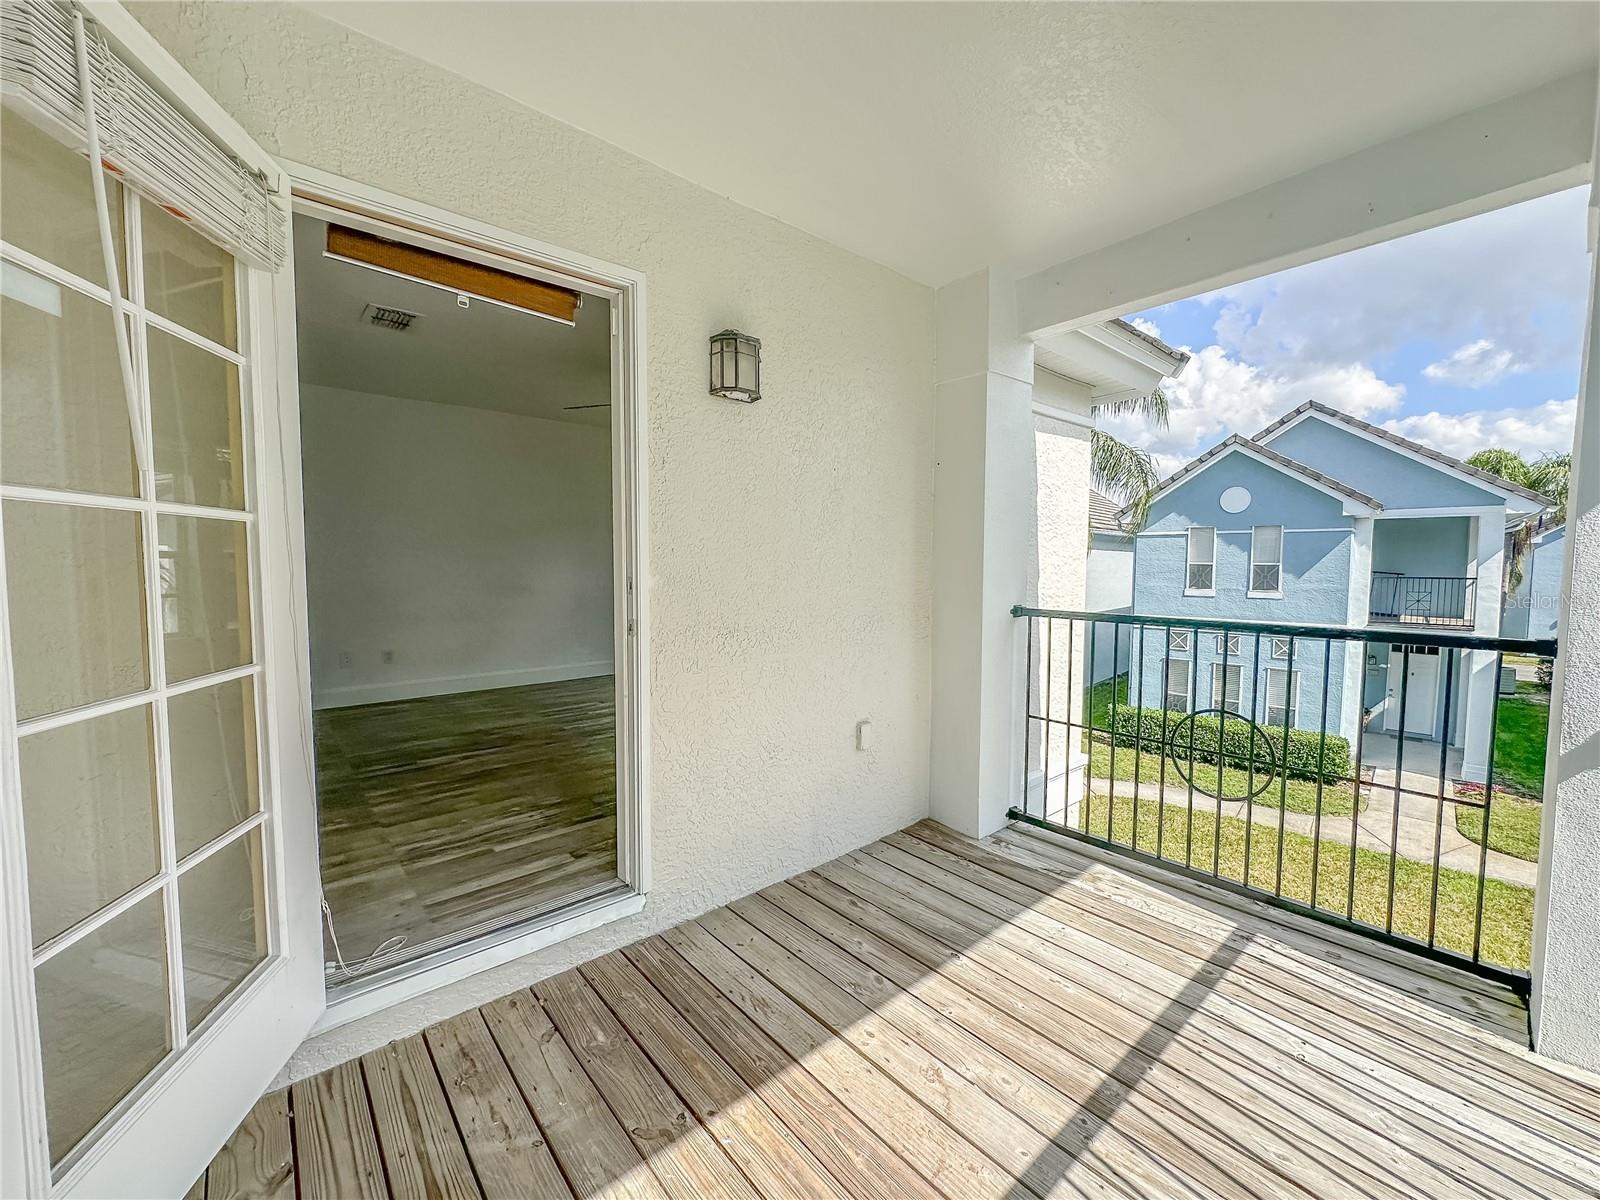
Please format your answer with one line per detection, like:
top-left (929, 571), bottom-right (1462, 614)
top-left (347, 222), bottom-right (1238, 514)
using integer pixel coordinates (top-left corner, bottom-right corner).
top-left (2, 129), bottom-right (276, 1175)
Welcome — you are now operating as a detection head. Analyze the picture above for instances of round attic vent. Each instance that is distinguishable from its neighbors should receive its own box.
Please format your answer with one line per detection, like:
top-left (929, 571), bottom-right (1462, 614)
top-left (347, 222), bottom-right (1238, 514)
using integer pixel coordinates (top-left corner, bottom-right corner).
top-left (1220, 486), bottom-right (1252, 514)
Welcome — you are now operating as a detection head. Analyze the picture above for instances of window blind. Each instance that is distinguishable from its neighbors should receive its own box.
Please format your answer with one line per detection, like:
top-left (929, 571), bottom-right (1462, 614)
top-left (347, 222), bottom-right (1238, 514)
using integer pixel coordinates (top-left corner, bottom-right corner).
top-left (1, 0), bottom-right (285, 270)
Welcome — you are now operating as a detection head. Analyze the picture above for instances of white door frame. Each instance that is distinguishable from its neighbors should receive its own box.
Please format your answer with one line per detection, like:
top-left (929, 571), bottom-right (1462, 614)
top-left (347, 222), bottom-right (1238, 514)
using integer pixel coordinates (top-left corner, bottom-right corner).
top-left (281, 162), bottom-right (652, 1032)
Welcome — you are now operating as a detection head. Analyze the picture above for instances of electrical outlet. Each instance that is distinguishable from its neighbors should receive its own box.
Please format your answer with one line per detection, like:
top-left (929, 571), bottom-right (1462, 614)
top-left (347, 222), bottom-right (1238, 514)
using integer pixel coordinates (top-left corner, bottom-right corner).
top-left (856, 720), bottom-right (873, 751)
top-left (338, 651), bottom-right (352, 669)
top-left (381, 649), bottom-right (395, 664)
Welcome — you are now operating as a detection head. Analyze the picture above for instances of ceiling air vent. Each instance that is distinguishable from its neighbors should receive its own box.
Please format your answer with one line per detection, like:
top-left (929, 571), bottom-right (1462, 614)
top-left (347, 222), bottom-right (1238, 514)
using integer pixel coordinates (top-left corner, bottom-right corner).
top-left (361, 303), bottom-right (420, 331)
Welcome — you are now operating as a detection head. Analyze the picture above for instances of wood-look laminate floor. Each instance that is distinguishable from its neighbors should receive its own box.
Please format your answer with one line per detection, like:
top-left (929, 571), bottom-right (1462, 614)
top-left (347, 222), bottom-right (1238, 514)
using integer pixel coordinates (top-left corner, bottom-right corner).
top-left (201, 820), bottom-right (1600, 1200)
top-left (316, 676), bottom-right (618, 975)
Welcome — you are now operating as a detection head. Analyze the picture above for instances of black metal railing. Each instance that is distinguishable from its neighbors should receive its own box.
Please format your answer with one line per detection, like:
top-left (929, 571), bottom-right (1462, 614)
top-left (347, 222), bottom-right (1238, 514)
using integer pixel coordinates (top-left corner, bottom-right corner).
top-left (1369, 572), bottom-right (1476, 628)
top-left (1012, 606), bottom-right (1556, 990)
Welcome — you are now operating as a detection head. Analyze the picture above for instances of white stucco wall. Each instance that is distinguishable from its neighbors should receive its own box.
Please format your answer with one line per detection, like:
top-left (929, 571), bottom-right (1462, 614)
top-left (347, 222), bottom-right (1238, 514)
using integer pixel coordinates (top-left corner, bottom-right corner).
top-left (300, 385), bottom-right (615, 708)
top-left (129, 2), bottom-right (935, 1077)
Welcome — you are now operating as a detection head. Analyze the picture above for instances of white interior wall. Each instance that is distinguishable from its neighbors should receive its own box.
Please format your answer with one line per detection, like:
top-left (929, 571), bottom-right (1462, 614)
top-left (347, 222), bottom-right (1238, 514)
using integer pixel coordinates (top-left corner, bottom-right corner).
top-left (300, 385), bottom-right (614, 709)
top-left (128, 1), bottom-right (935, 1077)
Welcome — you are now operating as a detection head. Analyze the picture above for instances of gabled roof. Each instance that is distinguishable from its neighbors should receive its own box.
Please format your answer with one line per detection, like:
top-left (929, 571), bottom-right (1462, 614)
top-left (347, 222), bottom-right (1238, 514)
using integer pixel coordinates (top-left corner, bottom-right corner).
top-left (1253, 401), bottom-right (1554, 507)
top-left (1121, 435), bottom-right (1384, 523)
top-left (1088, 490), bottom-right (1125, 533)
top-left (1107, 319), bottom-right (1191, 373)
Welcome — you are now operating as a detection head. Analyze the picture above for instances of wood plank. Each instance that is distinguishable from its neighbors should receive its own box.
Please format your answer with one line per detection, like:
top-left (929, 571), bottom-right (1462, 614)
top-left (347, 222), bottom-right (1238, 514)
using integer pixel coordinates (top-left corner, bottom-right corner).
top-left (660, 921), bottom-right (1026, 1200)
top-left (700, 905), bottom-right (1103, 1200)
top-left (361, 1036), bottom-right (482, 1200)
top-left (182, 1171), bottom-right (206, 1200)
top-left (480, 989), bottom-right (669, 1200)
top-left (425, 1012), bottom-right (574, 1200)
top-left (777, 869), bottom-right (1347, 1200)
top-left (831, 848), bottom-right (1596, 1199)
top-left (618, 940), bottom-right (942, 1200)
top-left (726, 892), bottom-right (1195, 1200)
top-left (895, 829), bottom-right (1600, 1162)
top-left (291, 1060), bottom-right (390, 1200)
top-left (531, 971), bottom-right (761, 1200)
top-left (574, 954), bottom-right (847, 1200)
top-left (205, 1088), bottom-right (293, 1200)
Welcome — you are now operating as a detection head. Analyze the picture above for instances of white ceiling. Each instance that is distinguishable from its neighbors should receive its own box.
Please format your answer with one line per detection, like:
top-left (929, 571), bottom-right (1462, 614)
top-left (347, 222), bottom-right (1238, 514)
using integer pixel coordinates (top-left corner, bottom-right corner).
top-left (293, 214), bottom-right (612, 426)
top-left (305, 1), bottom-right (1599, 288)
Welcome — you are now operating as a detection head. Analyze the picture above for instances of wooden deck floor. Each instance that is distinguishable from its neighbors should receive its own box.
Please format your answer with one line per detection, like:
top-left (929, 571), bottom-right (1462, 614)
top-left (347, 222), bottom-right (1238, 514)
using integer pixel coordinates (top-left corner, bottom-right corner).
top-left (196, 821), bottom-right (1600, 1200)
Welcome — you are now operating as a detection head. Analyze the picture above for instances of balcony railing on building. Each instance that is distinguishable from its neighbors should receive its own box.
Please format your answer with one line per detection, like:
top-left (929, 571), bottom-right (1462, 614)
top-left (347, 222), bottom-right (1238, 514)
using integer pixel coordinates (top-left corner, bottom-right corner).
top-left (1013, 607), bottom-right (1555, 989)
top-left (1369, 571), bottom-right (1476, 628)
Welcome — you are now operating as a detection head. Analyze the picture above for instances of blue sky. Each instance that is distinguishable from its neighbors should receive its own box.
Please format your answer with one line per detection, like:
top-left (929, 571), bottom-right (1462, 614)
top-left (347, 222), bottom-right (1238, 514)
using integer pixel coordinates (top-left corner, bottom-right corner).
top-left (1107, 186), bottom-right (1592, 477)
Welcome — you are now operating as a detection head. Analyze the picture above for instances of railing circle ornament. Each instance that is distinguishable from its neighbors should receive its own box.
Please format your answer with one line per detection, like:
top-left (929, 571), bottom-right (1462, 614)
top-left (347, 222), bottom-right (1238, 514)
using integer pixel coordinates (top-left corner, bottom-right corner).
top-left (1166, 707), bottom-right (1281, 801)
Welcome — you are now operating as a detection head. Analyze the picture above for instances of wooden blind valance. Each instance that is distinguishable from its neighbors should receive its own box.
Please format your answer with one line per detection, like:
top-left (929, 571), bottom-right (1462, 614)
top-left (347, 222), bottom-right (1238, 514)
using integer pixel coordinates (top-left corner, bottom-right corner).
top-left (326, 224), bottom-right (581, 324)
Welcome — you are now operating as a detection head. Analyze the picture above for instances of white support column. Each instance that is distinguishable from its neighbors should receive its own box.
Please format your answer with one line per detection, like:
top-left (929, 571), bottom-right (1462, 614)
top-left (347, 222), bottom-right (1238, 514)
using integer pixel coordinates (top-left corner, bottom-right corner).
top-left (1032, 373), bottom-right (1095, 826)
top-left (1531, 138), bottom-right (1600, 1070)
top-left (1343, 517), bottom-right (1374, 743)
top-left (928, 269), bottom-right (1037, 837)
top-left (1459, 514), bottom-right (1505, 782)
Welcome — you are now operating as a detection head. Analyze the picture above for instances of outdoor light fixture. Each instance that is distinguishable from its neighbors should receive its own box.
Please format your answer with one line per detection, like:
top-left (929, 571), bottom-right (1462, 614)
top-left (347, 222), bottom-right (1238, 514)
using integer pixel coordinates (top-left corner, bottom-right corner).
top-left (709, 328), bottom-right (762, 403)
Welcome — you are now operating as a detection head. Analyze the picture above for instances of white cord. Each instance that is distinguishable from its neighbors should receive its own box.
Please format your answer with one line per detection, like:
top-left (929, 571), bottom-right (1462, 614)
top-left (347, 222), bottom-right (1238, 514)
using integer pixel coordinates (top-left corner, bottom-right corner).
top-left (71, 10), bottom-right (147, 475)
top-left (321, 898), bottom-right (406, 979)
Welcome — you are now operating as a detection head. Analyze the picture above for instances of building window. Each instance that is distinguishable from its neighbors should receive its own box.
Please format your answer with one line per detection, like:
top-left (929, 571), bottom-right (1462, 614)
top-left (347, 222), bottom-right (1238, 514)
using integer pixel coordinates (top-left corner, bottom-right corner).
top-left (1211, 663), bottom-right (1243, 714)
top-left (1215, 632), bottom-right (1242, 656)
top-left (1250, 525), bottom-right (1283, 595)
top-left (1165, 659), bottom-right (1191, 712)
top-left (1168, 628), bottom-right (1191, 653)
top-left (1186, 526), bottom-right (1215, 593)
top-left (1265, 668), bottom-right (1301, 727)
top-left (1271, 636), bottom-right (1292, 660)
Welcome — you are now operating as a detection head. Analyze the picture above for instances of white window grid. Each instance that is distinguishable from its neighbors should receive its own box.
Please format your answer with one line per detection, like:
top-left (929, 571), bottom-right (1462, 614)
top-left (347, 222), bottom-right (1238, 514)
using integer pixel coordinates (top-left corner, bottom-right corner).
top-left (1167, 629), bottom-right (1192, 653)
top-left (1249, 524), bottom-right (1284, 595)
top-left (1211, 662), bottom-right (1244, 714)
top-left (1271, 636), bottom-right (1293, 660)
top-left (1215, 632), bottom-right (1242, 656)
top-left (1, 189), bottom-right (278, 1168)
top-left (1186, 526), bottom-right (1215, 592)
top-left (1164, 659), bottom-right (1191, 713)
top-left (1265, 667), bottom-right (1301, 728)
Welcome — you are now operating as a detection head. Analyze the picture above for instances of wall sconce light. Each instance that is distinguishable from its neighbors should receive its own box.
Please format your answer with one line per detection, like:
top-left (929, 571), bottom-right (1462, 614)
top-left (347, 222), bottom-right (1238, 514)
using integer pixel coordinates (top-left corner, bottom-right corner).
top-left (709, 329), bottom-right (761, 403)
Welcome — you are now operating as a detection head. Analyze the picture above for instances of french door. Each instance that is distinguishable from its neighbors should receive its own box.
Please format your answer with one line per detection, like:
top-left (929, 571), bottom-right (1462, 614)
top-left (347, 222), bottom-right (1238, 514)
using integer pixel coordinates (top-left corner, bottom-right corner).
top-left (0, 5), bottom-right (322, 1196)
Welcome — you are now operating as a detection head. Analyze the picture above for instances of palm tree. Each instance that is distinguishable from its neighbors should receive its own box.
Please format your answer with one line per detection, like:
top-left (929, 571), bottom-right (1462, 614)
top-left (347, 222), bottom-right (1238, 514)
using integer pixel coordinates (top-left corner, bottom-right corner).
top-left (1464, 448), bottom-right (1569, 589)
top-left (1092, 387), bottom-right (1168, 528)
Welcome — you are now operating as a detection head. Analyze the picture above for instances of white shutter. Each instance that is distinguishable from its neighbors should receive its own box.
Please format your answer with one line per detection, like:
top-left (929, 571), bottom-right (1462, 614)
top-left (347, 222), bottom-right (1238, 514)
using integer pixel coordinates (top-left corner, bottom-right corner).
top-left (1, 0), bottom-right (285, 270)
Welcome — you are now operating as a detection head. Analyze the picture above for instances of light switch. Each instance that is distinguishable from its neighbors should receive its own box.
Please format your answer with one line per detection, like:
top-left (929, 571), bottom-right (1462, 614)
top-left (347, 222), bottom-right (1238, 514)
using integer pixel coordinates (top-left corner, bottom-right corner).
top-left (856, 720), bottom-right (873, 751)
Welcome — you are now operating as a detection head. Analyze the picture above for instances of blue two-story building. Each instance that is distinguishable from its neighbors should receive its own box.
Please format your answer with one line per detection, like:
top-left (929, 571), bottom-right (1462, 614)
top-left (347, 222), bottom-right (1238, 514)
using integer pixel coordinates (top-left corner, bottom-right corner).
top-left (1119, 402), bottom-right (1551, 781)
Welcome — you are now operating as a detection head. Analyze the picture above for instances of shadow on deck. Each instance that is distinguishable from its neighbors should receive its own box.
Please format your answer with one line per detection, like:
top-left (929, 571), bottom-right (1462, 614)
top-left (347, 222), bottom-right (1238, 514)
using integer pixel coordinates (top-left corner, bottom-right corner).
top-left (192, 821), bottom-right (1600, 1200)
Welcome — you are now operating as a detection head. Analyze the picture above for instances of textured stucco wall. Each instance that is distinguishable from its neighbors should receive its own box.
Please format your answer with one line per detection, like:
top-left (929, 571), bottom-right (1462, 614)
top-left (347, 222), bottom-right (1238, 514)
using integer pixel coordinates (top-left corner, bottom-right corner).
top-left (1033, 411), bottom-right (1091, 610)
top-left (129, 2), bottom-right (935, 1077)
top-left (1504, 527), bottom-right (1566, 640)
top-left (1370, 516), bottom-right (1472, 579)
top-left (1266, 417), bottom-right (1503, 509)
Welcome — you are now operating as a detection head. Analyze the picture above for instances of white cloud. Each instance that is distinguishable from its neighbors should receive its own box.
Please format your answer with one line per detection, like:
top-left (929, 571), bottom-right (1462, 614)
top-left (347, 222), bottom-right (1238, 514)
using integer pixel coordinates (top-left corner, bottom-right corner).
top-left (1196, 186), bottom-right (1591, 374)
top-left (1097, 343), bottom-right (1404, 476)
top-left (1380, 398), bottom-right (1577, 462)
top-left (1128, 316), bottom-right (1162, 339)
top-left (1421, 339), bottom-right (1526, 388)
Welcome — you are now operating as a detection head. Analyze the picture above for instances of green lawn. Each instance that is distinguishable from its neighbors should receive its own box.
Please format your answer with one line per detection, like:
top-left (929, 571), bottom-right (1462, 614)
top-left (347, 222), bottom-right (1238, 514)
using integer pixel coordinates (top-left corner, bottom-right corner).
top-left (1079, 793), bottom-right (1534, 970)
top-left (1455, 791), bottom-right (1542, 862)
top-left (1085, 675), bottom-right (1361, 817)
top-left (1491, 688), bottom-right (1549, 799)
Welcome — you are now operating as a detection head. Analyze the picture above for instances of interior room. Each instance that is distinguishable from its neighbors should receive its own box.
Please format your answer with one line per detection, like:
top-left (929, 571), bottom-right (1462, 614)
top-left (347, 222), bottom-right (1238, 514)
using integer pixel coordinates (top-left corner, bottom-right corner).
top-left (292, 213), bottom-right (620, 981)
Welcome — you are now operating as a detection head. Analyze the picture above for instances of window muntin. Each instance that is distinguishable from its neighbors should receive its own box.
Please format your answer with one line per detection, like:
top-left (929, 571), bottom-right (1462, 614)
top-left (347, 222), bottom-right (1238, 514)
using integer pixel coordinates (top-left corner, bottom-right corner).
top-left (1271, 636), bottom-right (1292, 660)
top-left (1168, 629), bottom-right (1191, 653)
top-left (1211, 663), bottom-right (1244, 714)
top-left (1186, 526), bottom-right (1215, 593)
top-left (1265, 668), bottom-right (1301, 728)
top-left (1165, 659), bottom-right (1191, 712)
top-left (1250, 525), bottom-right (1283, 595)
top-left (2, 139), bottom-right (273, 1171)
top-left (1215, 632), bottom-right (1242, 656)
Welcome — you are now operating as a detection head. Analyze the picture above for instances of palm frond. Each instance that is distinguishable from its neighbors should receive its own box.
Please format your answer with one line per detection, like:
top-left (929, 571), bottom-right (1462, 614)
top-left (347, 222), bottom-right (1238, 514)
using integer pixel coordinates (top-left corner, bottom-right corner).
top-left (1091, 430), bottom-right (1160, 528)
top-left (1093, 386), bottom-right (1169, 430)
top-left (1466, 448), bottom-right (1534, 489)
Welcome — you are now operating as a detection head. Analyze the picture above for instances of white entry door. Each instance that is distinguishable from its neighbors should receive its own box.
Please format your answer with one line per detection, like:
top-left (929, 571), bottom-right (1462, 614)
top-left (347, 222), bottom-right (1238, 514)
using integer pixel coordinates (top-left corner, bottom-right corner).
top-left (0, 6), bottom-right (321, 1197)
top-left (1384, 646), bottom-right (1441, 737)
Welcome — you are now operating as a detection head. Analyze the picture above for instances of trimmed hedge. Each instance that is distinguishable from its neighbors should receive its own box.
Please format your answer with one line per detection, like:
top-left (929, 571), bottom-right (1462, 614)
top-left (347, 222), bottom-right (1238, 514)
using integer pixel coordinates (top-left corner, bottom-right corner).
top-left (1108, 705), bottom-right (1351, 784)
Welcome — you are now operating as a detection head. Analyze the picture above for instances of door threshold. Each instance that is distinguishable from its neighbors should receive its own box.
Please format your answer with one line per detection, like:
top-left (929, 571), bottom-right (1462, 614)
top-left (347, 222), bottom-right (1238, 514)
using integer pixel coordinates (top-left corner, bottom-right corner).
top-left (313, 882), bottom-right (643, 1034)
